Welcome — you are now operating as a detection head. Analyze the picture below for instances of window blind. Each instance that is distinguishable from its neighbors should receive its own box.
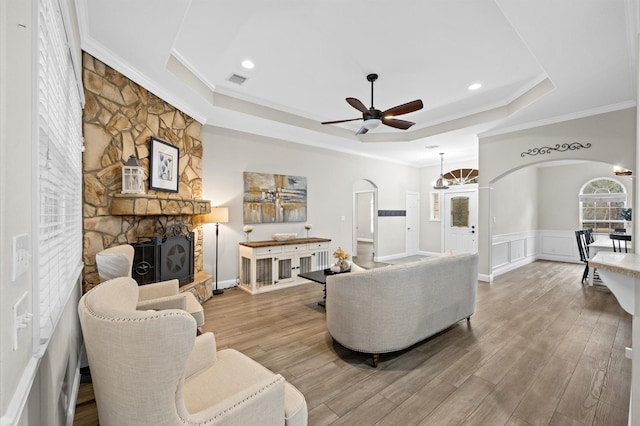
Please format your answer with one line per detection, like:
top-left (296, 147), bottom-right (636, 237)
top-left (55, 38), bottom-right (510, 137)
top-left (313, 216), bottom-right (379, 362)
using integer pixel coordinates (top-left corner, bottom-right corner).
top-left (34, 0), bottom-right (83, 354)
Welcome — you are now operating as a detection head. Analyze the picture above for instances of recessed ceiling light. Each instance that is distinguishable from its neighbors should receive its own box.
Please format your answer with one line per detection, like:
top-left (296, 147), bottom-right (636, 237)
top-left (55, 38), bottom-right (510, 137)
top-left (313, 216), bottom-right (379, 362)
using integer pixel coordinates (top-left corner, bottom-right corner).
top-left (424, 145), bottom-right (439, 149)
top-left (468, 82), bottom-right (482, 91)
top-left (241, 59), bottom-right (255, 69)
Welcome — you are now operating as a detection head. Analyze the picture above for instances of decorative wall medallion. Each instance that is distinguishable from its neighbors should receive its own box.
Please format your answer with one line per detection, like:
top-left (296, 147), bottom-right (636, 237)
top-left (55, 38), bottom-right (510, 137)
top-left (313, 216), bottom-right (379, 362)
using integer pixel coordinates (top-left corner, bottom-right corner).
top-left (521, 142), bottom-right (591, 157)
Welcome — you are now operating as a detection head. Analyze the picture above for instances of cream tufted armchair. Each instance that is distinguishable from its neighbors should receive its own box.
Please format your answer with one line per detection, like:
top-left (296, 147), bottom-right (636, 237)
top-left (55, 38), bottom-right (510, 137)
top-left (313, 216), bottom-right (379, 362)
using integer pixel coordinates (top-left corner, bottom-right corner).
top-left (78, 277), bottom-right (308, 426)
top-left (95, 244), bottom-right (204, 328)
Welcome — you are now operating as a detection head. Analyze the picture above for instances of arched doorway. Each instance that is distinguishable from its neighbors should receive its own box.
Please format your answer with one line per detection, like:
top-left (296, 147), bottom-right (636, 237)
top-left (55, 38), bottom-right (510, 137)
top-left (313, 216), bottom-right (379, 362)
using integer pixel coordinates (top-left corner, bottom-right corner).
top-left (352, 179), bottom-right (378, 263)
top-left (486, 160), bottom-right (633, 279)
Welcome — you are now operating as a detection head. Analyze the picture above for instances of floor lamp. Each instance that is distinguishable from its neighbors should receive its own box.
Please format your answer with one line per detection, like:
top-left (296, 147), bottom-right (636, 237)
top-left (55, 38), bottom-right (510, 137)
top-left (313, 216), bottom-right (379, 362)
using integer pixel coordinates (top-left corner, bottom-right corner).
top-left (204, 207), bottom-right (229, 295)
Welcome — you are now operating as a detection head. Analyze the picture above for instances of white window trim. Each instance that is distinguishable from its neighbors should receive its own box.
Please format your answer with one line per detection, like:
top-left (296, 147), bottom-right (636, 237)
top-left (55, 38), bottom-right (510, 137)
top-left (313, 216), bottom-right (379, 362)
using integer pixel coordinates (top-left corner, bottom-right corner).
top-left (33, 0), bottom-right (84, 356)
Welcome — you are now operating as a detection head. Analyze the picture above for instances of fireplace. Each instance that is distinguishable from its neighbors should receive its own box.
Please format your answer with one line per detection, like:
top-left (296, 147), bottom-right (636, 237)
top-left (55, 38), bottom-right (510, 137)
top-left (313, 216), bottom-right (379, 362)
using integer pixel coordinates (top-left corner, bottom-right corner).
top-left (131, 231), bottom-right (195, 286)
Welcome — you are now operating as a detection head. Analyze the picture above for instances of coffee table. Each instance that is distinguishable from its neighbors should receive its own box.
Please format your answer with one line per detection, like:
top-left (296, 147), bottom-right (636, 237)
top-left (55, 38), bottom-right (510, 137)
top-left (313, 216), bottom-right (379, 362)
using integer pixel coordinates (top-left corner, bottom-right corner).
top-left (298, 269), bottom-right (350, 307)
top-left (298, 270), bottom-right (329, 307)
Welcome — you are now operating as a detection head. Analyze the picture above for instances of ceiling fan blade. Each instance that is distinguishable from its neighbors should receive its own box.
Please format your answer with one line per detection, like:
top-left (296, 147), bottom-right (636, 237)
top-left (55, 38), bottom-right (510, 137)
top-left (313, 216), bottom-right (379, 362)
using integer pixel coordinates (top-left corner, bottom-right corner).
top-left (382, 99), bottom-right (424, 117)
top-left (346, 97), bottom-right (369, 113)
top-left (321, 118), bottom-right (363, 125)
top-left (356, 125), bottom-right (369, 135)
top-left (382, 117), bottom-right (415, 130)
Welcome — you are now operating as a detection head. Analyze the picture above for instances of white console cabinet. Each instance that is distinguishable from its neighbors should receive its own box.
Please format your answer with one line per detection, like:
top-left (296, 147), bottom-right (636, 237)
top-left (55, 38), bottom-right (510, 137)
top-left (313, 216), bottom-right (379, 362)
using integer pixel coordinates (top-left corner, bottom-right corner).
top-left (238, 238), bottom-right (331, 294)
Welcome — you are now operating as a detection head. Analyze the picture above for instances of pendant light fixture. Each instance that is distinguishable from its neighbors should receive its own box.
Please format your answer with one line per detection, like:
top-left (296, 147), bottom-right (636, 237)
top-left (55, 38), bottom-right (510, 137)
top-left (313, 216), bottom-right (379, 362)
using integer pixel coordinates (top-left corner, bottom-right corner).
top-left (433, 153), bottom-right (449, 190)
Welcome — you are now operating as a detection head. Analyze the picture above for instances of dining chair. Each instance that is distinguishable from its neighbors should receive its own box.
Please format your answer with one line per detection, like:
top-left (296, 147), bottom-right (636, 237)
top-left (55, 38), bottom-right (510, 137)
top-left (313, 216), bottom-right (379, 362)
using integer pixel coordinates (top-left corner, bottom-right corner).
top-left (574, 230), bottom-right (590, 283)
top-left (610, 233), bottom-right (632, 253)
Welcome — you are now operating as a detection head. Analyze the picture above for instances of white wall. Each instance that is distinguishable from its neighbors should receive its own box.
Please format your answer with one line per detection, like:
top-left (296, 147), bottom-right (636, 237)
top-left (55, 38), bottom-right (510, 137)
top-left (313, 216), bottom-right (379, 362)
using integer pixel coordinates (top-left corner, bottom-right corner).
top-left (200, 126), bottom-right (420, 285)
top-left (2, 1), bottom-right (83, 424)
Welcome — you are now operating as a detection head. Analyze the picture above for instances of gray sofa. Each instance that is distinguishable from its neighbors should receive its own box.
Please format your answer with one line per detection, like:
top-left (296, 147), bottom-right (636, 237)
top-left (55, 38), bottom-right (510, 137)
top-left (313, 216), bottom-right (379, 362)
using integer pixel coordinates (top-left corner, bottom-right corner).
top-left (325, 253), bottom-right (479, 367)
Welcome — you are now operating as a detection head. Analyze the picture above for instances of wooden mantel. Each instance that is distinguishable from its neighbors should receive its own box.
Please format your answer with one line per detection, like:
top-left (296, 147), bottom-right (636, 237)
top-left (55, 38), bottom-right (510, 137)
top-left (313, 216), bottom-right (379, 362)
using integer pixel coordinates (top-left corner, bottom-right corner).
top-left (111, 194), bottom-right (211, 216)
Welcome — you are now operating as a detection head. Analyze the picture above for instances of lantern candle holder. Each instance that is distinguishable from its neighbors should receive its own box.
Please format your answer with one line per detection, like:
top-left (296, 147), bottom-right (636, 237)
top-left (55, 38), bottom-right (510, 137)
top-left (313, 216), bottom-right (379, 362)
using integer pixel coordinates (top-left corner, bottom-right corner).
top-left (121, 155), bottom-right (145, 194)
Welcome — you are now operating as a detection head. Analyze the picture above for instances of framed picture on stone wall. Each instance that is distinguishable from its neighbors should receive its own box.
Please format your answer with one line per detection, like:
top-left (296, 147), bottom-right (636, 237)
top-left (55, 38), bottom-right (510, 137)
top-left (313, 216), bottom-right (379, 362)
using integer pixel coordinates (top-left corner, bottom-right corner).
top-left (149, 137), bottom-right (179, 192)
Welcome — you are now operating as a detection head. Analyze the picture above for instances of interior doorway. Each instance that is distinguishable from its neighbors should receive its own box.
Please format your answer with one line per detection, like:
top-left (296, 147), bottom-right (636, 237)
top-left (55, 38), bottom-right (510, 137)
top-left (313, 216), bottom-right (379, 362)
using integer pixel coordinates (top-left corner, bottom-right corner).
top-left (406, 192), bottom-right (420, 255)
top-left (352, 179), bottom-right (378, 262)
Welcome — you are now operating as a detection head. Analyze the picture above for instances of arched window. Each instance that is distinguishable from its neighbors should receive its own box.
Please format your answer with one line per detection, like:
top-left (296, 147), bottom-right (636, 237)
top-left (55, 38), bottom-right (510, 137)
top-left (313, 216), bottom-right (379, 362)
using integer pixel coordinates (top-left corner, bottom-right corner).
top-left (443, 168), bottom-right (479, 185)
top-left (579, 178), bottom-right (627, 233)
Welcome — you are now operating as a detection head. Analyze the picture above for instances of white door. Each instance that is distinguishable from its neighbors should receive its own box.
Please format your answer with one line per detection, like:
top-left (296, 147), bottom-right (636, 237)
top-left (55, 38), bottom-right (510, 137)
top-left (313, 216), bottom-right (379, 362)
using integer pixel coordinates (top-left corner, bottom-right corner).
top-left (443, 190), bottom-right (478, 254)
top-left (406, 192), bottom-right (420, 254)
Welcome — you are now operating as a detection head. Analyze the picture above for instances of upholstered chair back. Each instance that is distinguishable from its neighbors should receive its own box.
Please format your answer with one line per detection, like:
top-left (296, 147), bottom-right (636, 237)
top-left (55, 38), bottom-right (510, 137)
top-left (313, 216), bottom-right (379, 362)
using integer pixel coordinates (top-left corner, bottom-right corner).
top-left (78, 277), bottom-right (197, 425)
top-left (95, 244), bottom-right (134, 282)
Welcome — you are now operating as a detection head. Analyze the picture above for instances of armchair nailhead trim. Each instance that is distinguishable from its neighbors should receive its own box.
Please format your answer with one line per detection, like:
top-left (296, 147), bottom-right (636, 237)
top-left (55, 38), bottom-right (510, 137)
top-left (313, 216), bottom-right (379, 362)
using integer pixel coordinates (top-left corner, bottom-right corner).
top-left (178, 376), bottom-right (285, 425)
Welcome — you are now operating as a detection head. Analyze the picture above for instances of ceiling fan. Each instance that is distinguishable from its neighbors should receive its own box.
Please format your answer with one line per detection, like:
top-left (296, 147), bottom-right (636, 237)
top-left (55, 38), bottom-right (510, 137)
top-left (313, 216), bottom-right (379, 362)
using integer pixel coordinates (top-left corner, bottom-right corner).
top-left (321, 73), bottom-right (423, 135)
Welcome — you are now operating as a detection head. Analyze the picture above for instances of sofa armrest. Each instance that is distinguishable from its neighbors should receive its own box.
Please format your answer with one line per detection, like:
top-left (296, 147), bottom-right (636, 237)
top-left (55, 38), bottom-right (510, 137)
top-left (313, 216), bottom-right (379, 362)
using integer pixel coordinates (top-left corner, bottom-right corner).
top-left (137, 279), bottom-right (179, 301)
top-left (136, 293), bottom-right (187, 311)
top-left (184, 332), bottom-right (217, 379)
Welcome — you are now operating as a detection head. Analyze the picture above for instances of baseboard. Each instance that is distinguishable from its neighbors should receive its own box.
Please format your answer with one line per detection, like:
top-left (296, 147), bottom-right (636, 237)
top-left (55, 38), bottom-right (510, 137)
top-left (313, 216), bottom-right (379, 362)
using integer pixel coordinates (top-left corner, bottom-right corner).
top-left (478, 273), bottom-right (493, 282)
top-left (492, 255), bottom-right (538, 277)
top-left (217, 279), bottom-right (240, 290)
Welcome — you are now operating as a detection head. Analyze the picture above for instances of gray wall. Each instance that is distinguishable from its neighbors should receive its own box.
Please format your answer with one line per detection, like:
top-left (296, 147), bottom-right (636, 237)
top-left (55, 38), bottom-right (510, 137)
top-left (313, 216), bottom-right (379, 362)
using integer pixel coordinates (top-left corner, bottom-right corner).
top-left (200, 126), bottom-right (421, 281)
top-left (419, 157), bottom-right (479, 253)
top-left (537, 161), bottom-right (633, 231)
top-left (479, 107), bottom-right (637, 277)
top-left (491, 166), bottom-right (539, 236)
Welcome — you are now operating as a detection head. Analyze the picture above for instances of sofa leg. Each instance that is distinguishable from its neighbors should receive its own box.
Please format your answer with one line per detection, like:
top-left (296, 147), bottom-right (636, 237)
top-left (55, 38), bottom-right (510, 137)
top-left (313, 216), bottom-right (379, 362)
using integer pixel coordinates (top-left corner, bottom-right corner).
top-left (372, 354), bottom-right (379, 368)
top-left (466, 316), bottom-right (471, 322)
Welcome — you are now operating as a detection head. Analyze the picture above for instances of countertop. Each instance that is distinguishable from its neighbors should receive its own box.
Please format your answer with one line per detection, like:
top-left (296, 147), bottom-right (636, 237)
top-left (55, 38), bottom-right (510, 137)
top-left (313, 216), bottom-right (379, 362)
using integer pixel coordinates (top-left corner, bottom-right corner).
top-left (590, 251), bottom-right (640, 279)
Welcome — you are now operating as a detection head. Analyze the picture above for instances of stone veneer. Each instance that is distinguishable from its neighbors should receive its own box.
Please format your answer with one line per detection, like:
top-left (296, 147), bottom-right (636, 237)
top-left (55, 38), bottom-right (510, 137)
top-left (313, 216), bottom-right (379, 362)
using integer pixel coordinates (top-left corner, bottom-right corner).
top-left (82, 52), bottom-right (210, 299)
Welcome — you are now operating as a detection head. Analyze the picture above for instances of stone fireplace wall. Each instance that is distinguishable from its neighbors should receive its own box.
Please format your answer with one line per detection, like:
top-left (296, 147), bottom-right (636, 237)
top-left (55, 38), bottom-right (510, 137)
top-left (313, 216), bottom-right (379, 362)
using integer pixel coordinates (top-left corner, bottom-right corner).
top-left (82, 52), bottom-right (207, 294)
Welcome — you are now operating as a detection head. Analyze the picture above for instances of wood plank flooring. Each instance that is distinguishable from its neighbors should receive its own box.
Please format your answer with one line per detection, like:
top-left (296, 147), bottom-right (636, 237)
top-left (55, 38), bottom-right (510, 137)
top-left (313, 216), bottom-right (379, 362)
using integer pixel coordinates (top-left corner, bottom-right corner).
top-left (74, 260), bottom-right (631, 425)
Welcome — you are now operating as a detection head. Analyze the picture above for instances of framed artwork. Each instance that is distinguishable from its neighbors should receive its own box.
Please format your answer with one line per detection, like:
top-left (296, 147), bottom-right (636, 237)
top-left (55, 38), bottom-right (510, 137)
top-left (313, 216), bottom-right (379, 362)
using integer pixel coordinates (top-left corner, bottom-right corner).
top-left (149, 137), bottom-right (179, 192)
top-left (243, 172), bottom-right (307, 224)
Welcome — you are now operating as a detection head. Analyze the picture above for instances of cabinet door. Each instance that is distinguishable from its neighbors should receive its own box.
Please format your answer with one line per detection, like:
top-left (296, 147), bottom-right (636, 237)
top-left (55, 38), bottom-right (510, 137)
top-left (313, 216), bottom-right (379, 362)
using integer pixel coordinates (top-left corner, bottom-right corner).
top-left (275, 255), bottom-right (296, 284)
top-left (255, 257), bottom-right (275, 288)
top-left (311, 250), bottom-right (330, 271)
top-left (297, 254), bottom-right (314, 274)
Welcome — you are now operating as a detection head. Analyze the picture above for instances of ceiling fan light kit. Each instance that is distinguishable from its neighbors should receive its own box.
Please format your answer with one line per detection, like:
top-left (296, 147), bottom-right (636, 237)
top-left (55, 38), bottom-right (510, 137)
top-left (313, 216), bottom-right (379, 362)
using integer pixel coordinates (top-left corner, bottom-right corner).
top-left (321, 73), bottom-right (423, 135)
top-left (363, 118), bottom-right (381, 130)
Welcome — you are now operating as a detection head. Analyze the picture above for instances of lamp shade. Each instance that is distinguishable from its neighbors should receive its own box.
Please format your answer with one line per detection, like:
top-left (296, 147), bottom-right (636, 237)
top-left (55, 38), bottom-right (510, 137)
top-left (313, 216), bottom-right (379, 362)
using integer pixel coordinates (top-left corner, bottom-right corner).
top-left (203, 207), bottom-right (229, 224)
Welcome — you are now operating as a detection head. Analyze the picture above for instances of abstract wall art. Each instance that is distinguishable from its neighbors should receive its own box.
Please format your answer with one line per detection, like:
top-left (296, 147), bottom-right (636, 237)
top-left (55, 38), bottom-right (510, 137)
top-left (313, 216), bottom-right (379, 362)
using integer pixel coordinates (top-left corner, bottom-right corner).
top-left (243, 172), bottom-right (307, 224)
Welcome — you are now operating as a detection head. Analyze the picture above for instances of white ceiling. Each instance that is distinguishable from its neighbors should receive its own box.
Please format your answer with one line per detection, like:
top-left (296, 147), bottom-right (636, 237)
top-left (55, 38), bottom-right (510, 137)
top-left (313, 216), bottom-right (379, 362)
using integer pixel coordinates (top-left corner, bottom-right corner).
top-left (75, 0), bottom-right (639, 167)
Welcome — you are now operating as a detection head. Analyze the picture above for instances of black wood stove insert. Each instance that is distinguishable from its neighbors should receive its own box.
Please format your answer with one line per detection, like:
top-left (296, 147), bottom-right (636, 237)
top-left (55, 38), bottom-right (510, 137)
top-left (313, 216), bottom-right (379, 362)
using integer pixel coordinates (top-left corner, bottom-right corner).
top-left (131, 230), bottom-right (194, 286)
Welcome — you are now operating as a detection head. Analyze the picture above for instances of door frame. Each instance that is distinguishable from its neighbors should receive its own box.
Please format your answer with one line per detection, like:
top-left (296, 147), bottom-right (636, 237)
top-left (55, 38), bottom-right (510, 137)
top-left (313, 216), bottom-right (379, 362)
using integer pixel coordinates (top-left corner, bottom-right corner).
top-left (406, 191), bottom-right (420, 255)
top-left (441, 185), bottom-right (479, 254)
top-left (352, 189), bottom-right (378, 258)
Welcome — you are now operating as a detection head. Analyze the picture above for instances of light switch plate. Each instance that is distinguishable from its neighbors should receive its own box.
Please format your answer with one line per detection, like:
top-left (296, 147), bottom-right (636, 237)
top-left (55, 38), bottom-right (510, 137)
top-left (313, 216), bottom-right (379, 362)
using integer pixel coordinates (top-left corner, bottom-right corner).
top-left (12, 233), bottom-right (29, 281)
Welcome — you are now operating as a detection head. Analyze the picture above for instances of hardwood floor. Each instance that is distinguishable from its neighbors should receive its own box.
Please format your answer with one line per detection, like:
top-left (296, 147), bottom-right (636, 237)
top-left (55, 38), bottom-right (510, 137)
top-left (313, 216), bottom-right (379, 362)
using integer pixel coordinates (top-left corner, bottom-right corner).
top-left (74, 260), bottom-right (631, 425)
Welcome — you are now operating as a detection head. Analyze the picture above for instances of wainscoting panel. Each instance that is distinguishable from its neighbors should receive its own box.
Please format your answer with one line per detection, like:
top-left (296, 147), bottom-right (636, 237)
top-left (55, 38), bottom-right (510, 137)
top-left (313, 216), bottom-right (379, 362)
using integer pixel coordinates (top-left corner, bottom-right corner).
top-left (538, 230), bottom-right (581, 263)
top-left (492, 231), bottom-right (538, 276)
top-left (492, 242), bottom-right (510, 270)
top-left (492, 230), bottom-right (583, 278)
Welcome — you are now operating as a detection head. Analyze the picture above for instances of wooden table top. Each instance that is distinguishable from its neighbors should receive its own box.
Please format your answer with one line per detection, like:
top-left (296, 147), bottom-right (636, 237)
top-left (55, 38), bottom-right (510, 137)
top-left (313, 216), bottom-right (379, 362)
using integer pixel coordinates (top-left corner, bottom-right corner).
top-left (239, 237), bottom-right (331, 248)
